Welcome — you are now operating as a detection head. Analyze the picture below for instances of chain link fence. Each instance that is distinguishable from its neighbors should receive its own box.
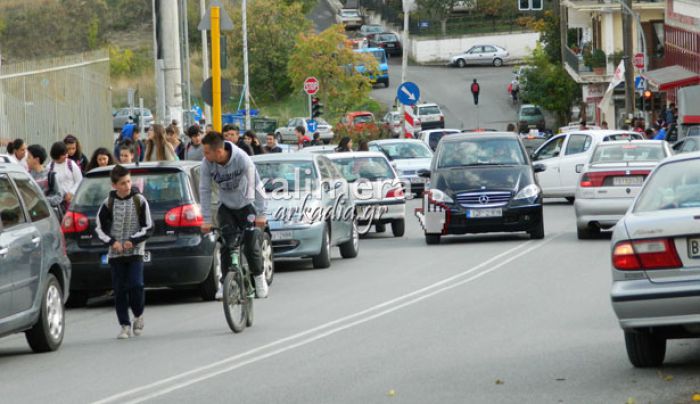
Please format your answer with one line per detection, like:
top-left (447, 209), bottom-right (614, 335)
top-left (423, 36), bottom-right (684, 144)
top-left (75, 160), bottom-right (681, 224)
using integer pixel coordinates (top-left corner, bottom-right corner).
top-left (0, 50), bottom-right (112, 155)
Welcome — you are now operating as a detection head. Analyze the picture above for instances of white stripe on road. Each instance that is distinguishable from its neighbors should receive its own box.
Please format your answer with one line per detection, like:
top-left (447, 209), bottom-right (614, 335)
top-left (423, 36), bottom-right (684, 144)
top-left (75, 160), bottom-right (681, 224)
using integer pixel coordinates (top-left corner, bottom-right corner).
top-left (93, 235), bottom-right (559, 404)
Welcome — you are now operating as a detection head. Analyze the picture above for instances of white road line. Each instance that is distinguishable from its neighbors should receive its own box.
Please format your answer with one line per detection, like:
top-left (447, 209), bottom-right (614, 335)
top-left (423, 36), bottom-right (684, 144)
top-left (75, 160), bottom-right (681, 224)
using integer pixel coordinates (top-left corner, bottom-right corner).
top-left (93, 236), bottom-right (558, 404)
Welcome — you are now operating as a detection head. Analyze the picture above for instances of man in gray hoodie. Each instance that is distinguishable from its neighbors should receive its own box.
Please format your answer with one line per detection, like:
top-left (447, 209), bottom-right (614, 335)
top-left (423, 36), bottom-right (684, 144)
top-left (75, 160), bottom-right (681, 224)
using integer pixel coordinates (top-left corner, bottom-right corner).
top-left (199, 131), bottom-right (268, 298)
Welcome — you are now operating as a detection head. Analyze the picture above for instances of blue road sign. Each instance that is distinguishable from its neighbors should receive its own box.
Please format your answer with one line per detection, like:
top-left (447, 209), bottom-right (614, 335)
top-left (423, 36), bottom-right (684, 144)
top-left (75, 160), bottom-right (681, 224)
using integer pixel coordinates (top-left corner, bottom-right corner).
top-left (635, 76), bottom-right (645, 90)
top-left (307, 119), bottom-right (318, 133)
top-left (397, 82), bottom-right (420, 106)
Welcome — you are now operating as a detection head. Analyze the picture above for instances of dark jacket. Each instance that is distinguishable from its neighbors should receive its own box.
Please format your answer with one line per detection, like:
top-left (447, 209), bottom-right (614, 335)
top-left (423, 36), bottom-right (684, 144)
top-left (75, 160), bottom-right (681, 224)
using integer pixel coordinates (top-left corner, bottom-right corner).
top-left (94, 188), bottom-right (153, 262)
top-left (236, 139), bottom-right (254, 156)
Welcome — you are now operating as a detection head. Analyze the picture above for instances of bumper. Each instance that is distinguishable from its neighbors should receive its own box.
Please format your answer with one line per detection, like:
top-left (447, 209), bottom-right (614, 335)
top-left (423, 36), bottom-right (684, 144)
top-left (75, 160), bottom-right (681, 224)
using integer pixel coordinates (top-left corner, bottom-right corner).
top-left (419, 121), bottom-right (445, 131)
top-left (67, 235), bottom-right (216, 291)
top-left (612, 279), bottom-right (700, 329)
top-left (400, 176), bottom-right (428, 194)
top-left (417, 204), bottom-right (543, 235)
top-left (269, 221), bottom-right (324, 258)
top-left (575, 197), bottom-right (633, 229)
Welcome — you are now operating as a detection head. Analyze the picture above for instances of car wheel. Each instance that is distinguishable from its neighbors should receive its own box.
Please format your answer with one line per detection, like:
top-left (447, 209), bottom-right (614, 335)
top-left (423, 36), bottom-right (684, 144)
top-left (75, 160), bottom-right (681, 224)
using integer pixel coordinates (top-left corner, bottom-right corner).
top-left (392, 219), bottom-right (405, 237)
top-left (262, 232), bottom-right (274, 286)
top-left (312, 225), bottom-right (331, 269)
top-left (577, 225), bottom-right (600, 240)
top-left (493, 58), bottom-right (503, 67)
top-left (339, 222), bottom-right (359, 259)
top-left (385, 78), bottom-right (390, 88)
top-left (624, 330), bottom-right (666, 367)
top-left (375, 223), bottom-right (386, 233)
top-left (425, 234), bottom-right (441, 245)
top-left (200, 242), bottom-right (222, 301)
top-left (528, 220), bottom-right (545, 240)
top-left (565, 197), bottom-right (575, 204)
top-left (65, 290), bottom-right (89, 308)
top-left (457, 59), bottom-right (466, 68)
top-left (25, 274), bottom-right (65, 352)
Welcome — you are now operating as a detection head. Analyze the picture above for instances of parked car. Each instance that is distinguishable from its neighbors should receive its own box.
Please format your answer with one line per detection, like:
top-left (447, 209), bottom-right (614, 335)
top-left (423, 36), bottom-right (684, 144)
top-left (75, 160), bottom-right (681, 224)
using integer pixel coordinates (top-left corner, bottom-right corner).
top-left (519, 132), bottom-right (549, 156)
top-left (112, 107), bottom-right (154, 132)
top-left (274, 117), bottom-right (334, 144)
top-left (0, 154), bottom-right (11, 163)
top-left (610, 152), bottom-right (700, 367)
top-left (382, 111), bottom-right (403, 138)
top-left (418, 129), bottom-right (461, 151)
top-left (354, 47), bottom-right (389, 87)
top-left (336, 8), bottom-right (364, 29)
top-left (368, 139), bottom-right (433, 195)
top-left (326, 152), bottom-right (406, 237)
top-left (337, 111), bottom-right (377, 132)
top-left (517, 104), bottom-right (546, 132)
top-left (253, 153), bottom-right (359, 269)
top-left (63, 161), bottom-right (275, 306)
top-left (415, 132), bottom-right (545, 244)
top-left (531, 130), bottom-right (644, 200)
top-left (559, 123), bottom-right (601, 133)
top-left (409, 103), bottom-right (446, 134)
top-left (367, 32), bottom-right (402, 56)
top-left (0, 162), bottom-right (71, 352)
top-left (574, 140), bottom-right (671, 239)
top-left (672, 129), bottom-right (700, 154)
top-left (449, 45), bottom-right (509, 68)
top-left (359, 24), bottom-right (384, 37)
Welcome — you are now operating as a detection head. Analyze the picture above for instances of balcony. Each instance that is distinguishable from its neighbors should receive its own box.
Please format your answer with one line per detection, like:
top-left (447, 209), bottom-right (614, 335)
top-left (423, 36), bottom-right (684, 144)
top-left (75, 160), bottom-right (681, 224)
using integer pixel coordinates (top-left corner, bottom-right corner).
top-left (563, 46), bottom-right (613, 83)
top-left (563, 0), bottom-right (665, 11)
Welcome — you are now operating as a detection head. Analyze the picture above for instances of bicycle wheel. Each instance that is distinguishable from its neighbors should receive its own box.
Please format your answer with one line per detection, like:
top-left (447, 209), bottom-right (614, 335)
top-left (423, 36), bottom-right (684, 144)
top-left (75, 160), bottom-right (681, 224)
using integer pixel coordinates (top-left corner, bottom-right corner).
top-left (241, 254), bottom-right (254, 327)
top-left (222, 271), bottom-right (246, 333)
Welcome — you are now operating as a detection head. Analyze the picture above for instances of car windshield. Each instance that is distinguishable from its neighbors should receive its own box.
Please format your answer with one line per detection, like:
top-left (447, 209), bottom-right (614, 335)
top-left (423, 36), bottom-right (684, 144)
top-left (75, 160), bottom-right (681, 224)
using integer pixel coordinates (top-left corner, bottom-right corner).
top-left (419, 106), bottom-right (441, 115)
top-left (341, 10), bottom-right (359, 17)
top-left (364, 25), bottom-right (383, 33)
top-left (521, 107), bottom-right (542, 116)
top-left (377, 34), bottom-right (398, 42)
top-left (256, 161), bottom-right (318, 192)
top-left (377, 142), bottom-right (432, 160)
top-left (438, 138), bottom-right (526, 168)
top-left (73, 171), bottom-right (188, 210)
top-left (428, 132), bottom-right (457, 150)
top-left (591, 144), bottom-right (665, 164)
top-left (330, 157), bottom-right (394, 182)
top-left (603, 133), bottom-right (643, 141)
top-left (353, 115), bottom-right (374, 124)
top-left (635, 159), bottom-right (700, 212)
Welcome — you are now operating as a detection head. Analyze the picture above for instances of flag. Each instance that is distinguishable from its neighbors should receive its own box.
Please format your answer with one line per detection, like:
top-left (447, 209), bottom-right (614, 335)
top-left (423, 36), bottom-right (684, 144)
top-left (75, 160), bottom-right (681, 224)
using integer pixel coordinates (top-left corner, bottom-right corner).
top-left (598, 61), bottom-right (626, 108)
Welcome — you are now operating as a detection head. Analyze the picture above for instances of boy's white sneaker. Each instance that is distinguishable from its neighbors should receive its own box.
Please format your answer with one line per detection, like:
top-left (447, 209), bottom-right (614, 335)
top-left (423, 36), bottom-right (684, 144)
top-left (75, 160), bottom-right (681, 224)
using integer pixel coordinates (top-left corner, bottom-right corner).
top-left (132, 316), bottom-right (144, 336)
top-left (117, 325), bottom-right (131, 339)
top-left (254, 274), bottom-right (268, 299)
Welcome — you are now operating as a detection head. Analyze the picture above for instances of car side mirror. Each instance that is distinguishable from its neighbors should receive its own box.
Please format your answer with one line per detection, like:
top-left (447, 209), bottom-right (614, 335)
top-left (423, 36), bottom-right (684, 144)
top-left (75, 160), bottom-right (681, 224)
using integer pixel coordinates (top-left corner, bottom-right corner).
top-left (575, 164), bottom-right (584, 173)
top-left (533, 163), bottom-right (546, 173)
top-left (418, 169), bottom-right (431, 178)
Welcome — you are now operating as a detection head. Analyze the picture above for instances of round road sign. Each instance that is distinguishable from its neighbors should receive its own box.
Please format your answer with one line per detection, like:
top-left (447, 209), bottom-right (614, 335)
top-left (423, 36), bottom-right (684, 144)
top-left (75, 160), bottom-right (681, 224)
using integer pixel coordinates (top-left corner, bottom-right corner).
top-left (304, 77), bottom-right (319, 95)
top-left (633, 53), bottom-right (645, 69)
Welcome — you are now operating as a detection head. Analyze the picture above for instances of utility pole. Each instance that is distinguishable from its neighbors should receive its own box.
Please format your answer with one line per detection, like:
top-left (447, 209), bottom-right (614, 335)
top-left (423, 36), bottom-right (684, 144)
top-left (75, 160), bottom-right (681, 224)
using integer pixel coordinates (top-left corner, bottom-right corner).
top-left (154, 0), bottom-right (184, 126)
top-left (556, 0), bottom-right (566, 64)
top-left (242, 0), bottom-right (251, 130)
top-left (401, 0), bottom-right (413, 85)
top-left (200, 0), bottom-right (211, 125)
top-left (211, 6), bottom-right (222, 132)
top-left (179, 0), bottom-right (192, 127)
top-left (622, 0), bottom-right (635, 120)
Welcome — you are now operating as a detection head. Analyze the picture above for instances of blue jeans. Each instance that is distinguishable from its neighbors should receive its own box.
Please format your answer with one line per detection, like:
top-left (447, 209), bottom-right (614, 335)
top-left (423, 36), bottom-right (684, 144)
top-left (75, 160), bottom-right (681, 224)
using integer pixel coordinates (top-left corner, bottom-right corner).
top-left (110, 260), bottom-right (145, 326)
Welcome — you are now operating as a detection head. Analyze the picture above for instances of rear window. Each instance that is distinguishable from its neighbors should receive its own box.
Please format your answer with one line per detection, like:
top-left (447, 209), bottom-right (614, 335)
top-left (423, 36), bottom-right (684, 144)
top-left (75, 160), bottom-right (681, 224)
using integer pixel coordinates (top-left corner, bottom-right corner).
top-left (73, 171), bottom-right (189, 209)
top-left (353, 115), bottom-right (374, 125)
top-left (377, 34), bottom-right (398, 42)
top-left (419, 106), bottom-right (441, 115)
top-left (591, 144), bottom-right (666, 163)
top-left (521, 107), bottom-right (542, 116)
top-left (330, 157), bottom-right (395, 182)
top-left (429, 132), bottom-right (451, 150)
top-left (635, 159), bottom-right (700, 212)
top-left (603, 133), bottom-right (643, 141)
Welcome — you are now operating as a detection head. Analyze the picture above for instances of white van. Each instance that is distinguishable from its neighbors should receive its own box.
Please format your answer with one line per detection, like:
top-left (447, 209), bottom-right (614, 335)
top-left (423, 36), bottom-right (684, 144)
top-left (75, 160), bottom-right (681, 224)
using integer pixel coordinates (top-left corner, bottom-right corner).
top-left (531, 130), bottom-right (643, 199)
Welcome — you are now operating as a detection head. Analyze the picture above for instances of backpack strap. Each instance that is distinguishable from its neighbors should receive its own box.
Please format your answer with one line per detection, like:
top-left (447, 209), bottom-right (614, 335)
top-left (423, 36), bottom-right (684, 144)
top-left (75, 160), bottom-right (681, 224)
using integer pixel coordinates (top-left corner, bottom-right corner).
top-left (47, 171), bottom-right (56, 194)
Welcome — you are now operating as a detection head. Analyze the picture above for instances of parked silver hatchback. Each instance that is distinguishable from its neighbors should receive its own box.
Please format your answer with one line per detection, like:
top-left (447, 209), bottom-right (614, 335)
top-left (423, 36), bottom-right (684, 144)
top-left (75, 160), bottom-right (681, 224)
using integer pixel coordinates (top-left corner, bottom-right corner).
top-left (611, 151), bottom-right (700, 367)
top-left (0, 163), bottom-right (71, 352)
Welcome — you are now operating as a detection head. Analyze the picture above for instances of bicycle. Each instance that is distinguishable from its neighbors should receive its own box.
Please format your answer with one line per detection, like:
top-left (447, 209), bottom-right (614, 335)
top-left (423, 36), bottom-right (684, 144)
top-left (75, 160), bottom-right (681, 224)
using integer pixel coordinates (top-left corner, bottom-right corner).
top-left (212, 226), bottom-right (254, 333)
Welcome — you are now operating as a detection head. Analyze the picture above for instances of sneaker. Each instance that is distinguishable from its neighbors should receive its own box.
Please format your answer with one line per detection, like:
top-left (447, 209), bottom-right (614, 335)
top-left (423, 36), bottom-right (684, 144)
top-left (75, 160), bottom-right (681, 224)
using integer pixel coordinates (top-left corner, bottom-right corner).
top-left (254, 274), bottom-right (269, 299)
top-left (117, 325), bottom-right (131, 339)
top-left (132, 316), bottom-right (144, 336)
top-left (215, 284), bottom-right (223, 301)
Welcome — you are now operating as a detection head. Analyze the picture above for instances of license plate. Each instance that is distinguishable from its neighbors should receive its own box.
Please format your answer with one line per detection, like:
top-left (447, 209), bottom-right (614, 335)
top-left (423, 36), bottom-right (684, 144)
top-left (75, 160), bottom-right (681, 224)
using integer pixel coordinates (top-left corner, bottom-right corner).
top-left (467, 208), bottom-right (502, 218)
top-left (272, 230), bottom-right (293, 241)
top-left (688, 238), bottom-right (700, 258)
top-left (613, 176), bottom-right (644, 186)
top-left (410, 177), bottom-right (426, 183)
top-left (386, 44), bottom-right (395, 47)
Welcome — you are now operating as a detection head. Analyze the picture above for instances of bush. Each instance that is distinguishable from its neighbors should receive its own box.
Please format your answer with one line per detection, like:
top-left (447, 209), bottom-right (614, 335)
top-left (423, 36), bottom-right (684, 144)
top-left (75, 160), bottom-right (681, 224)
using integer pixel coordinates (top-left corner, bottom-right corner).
top-left (332, 122), bottom-right (388, 145)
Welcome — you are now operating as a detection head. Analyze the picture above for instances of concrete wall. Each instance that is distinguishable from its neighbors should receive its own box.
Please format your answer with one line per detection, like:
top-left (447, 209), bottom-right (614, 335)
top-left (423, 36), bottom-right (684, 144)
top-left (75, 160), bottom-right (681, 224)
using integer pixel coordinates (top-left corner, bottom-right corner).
top-left (409, 32), bottom-right (540, 64)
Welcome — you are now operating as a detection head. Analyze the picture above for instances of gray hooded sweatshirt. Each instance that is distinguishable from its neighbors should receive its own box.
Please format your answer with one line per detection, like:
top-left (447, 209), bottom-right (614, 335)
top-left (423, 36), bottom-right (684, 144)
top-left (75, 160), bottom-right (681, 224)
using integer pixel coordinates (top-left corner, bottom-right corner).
top-left (200, 141), bottom-right (266, 222)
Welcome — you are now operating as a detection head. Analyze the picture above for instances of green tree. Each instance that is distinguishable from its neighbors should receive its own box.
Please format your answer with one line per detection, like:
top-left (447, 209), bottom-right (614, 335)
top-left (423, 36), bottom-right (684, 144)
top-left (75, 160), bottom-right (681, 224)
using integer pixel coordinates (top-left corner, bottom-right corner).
top-left (479, 0), bottom-right (510, 31)
top-left (283, 0), bottom-right (319, 14)
top-left (288, 25), bottom-right (377, 119)
top-left (225, 0), bottom-right (312, 102)
top-left (416, 0), bottom-right (461, 36)
top-left (521, 44), bottom-right (580, 127)
top-left (528, 10), bottom-right (561, 64)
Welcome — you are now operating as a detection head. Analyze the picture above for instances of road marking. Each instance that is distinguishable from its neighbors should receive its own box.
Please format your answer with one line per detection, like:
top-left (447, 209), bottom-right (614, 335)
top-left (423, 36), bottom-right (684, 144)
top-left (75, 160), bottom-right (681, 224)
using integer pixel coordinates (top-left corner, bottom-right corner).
top-left (93, 235), bottom-right (560, 404)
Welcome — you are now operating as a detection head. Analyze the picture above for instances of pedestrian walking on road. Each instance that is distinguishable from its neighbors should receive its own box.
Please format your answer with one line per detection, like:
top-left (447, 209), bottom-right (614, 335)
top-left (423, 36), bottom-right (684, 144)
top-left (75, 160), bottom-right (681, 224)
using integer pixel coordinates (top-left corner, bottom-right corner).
top-left (145, 124), bottom-right (178, 162)
top-left (166, 124), bottom-right (185, 160)
top-left (49, 141), bottom-right (83, 207)
top-left (6, 138), bottom-right (28, 170)
top-left (86, 147), bottom-right (115, 172)
top-left (63, 134), bottom-right (89, 173)
top-left (470, 79), bottom-right (480, 106)
top-left (118, 141), bottom-right (136, 164)
top-left (244, 131), bottom-right (266, 155)
top-left (294, 126), bottom-right (311, 150)
top-left (26, 144), bottom-right (64, 213)
top-left (264, 133), bottom-right (283, 153)
top-left (95, 164), bottom-right (153, 339)
top-left (185, 125), bottom-right (205, 161)
top-left (223, 124), bottom-right (254, 156)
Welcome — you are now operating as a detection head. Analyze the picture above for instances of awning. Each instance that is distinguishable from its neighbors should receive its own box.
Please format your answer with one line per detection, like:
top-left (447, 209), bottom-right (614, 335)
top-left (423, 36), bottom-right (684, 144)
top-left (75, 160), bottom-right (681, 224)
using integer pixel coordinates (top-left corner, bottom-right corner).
top-left (641, 65), bottom-right (700, 91)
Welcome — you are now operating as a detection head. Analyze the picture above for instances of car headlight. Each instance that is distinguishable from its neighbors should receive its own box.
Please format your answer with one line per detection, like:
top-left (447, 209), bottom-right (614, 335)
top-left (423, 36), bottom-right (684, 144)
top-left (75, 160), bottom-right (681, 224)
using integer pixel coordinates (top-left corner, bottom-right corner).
top-left (428, 189), bottom-right (454, 204)
top-left (514, 184), bottom-right (540, 200)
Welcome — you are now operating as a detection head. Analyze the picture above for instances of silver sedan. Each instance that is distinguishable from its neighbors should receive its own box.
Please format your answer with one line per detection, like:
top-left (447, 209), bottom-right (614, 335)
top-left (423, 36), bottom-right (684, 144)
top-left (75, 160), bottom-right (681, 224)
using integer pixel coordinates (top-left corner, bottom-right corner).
top-left (575, 140), bottom-right (671, 239)
top-left (610, 151), bottom-right (700, 367)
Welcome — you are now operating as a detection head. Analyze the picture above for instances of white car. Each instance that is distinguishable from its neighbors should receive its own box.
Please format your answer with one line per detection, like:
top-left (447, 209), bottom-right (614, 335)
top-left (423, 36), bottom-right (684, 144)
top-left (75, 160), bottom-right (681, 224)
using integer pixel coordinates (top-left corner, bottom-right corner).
top-left (0, 154), bottom-right (11, 163)
top-left (275, 117), bottom-right (334, 144)
top-left (531, 130), bottom-right (644, 200)
top-left (336, 9), bottom-right (363, 29)
top-left (417, 129), bottom-right (461, 151)
top-left (298, 145), bottom-right (338, 155)
top-left (382, 111), bottom-right (403, 138)
top-left (410, 103), bottom-right (445, 134)
top-left (326, 152), bottom-right (406, 237)
top-left (368, 139), bottom-right (433, 195)
top-left (450, 45), bottom-right (509, 68)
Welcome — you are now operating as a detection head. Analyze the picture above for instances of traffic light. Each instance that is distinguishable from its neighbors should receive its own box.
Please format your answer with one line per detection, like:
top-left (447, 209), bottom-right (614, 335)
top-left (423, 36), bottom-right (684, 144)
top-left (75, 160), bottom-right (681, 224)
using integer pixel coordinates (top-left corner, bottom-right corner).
top-left (311, 97), bottom-right (323, 118)
top-left (643, 90), bottom-right (653, 111)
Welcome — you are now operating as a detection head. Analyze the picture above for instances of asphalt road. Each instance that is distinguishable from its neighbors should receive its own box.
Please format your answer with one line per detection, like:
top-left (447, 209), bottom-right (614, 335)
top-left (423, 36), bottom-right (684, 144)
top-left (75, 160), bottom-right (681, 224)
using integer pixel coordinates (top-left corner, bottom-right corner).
top-left (2, 199), bottom-right (700, 404)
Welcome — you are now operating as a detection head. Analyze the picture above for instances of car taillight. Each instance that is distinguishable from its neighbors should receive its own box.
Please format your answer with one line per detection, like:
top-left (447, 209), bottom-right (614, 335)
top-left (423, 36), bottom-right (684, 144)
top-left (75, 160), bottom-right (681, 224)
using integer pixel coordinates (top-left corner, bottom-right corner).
top-left (386, 187), bottom-right (404, 198)
top-left (580, 170), bottom-right (650, 187)
top-left (61, 211), bottom-right (89, 234)
top-left (165, 204), bottom-right (203, 228)
top-left (613, 239), bottom-right (682, 270)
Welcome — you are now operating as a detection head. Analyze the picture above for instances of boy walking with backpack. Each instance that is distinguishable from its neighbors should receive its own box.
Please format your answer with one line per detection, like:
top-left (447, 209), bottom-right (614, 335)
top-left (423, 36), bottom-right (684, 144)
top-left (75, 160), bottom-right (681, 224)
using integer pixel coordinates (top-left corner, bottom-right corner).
top-left (95, 165), bottom-right (153, 339)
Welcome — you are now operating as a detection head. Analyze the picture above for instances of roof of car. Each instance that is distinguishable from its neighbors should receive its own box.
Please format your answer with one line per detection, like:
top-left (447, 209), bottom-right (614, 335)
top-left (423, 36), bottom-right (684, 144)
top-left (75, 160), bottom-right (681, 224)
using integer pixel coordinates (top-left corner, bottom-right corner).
top-left (595, 140), bottom-right (665, 146)
top-left (84, 161), bottom-right (200, 177)
top-left (556, 130), bottom-right (644, 138)
top-left (347, 111), bottom-right (374, 116)
top-left (416, 102), bottom-right (439, 107)
top-left (252, 153), bottom-right (317, 163)
top-left (0, 162), bottom-right (29, 174)
top-left (442, 132), bottom-right (520, 142)
top-left (324, 151), bottom-right (387, 159)
top-left (369, 138), bottom-right (425, 145)
top-left (419, 129), bottom-right (461, 135)
top-left (653, 150), bottom-right (700, 165)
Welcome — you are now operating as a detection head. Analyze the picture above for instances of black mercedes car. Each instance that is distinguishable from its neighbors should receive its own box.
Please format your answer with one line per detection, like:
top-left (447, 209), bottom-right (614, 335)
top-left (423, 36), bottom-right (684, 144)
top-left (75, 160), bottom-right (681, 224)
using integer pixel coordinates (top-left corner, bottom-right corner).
top-left (416, 132), bottom-right (546, 244)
